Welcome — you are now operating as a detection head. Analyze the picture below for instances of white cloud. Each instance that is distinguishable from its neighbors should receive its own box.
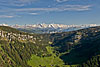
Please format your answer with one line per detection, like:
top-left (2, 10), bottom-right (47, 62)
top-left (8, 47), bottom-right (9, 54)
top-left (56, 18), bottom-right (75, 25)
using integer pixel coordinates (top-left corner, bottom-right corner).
top-left (0, 0), bottom-right (38, 7)
top-left (15, 5), bottom-right (92, 12)
top-left (19, 0), bottom-right (37, 3)
top-left (29, 13), bottom-right (38, 15)
top-left (56, 0), bottom-right (69, 3)
top-left (0, 15), bottom-right (14, 18)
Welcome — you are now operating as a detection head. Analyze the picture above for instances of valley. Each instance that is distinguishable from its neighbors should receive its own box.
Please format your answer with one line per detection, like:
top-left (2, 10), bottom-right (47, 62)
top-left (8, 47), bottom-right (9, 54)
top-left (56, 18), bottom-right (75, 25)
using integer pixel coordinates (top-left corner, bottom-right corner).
top-left (0, 26), bottom-right (100, 67)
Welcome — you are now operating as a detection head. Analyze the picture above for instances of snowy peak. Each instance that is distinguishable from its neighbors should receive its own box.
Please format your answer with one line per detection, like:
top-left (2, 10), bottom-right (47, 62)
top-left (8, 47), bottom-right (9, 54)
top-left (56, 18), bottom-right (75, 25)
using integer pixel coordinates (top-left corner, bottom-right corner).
top-left (11, 24), bottom-right (98, 29)
top-left (0, 23), bottom-right (99, 33)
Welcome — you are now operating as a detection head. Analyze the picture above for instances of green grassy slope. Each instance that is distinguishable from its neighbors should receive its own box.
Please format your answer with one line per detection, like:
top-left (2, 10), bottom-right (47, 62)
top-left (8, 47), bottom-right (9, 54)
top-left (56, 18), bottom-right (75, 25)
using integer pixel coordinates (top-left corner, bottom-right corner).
top-left (0, 26), bottom-right (51, 67)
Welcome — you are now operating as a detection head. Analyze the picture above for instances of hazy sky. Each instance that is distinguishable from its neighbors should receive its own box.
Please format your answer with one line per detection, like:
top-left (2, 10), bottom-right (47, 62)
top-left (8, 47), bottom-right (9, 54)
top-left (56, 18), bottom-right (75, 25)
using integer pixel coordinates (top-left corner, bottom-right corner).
top-left (0, 0), bottom-right (100, 25)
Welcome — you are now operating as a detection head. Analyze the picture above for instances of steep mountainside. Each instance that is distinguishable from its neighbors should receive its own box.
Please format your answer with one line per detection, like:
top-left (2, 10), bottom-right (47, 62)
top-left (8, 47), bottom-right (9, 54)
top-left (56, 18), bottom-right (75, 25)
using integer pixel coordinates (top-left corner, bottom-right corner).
top-left (50, 26), bottom-right (100, 66)
top-left (0, 26), bottom-right (100, 67)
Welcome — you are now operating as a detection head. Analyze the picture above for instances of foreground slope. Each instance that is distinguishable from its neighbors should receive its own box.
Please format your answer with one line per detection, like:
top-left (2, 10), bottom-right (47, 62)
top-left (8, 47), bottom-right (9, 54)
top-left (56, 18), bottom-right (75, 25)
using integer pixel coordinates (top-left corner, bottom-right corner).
top-left (0, 26), bottom-right (51, 67)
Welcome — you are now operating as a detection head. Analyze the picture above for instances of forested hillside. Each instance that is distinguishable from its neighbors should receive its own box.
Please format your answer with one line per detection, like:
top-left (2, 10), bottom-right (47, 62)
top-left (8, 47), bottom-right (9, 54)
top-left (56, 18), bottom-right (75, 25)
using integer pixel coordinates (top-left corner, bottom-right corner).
top-left (0, 26), bottom-right (100, 67)
top-left (49, 26), bottom-right (100, 67)
top-left (0, 26), bottom-right (50, 67)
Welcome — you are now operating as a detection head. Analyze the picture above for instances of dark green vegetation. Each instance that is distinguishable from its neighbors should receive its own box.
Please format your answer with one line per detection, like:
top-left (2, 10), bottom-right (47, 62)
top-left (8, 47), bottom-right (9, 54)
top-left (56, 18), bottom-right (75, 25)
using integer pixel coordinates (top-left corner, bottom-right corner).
top-left (0, 26), bottom-right (100, 67)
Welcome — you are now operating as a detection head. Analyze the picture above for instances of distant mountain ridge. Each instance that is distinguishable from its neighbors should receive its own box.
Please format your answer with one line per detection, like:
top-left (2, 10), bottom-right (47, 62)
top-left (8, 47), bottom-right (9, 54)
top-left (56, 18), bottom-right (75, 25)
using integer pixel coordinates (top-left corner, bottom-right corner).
top-left (0, 24), bottom-right (98, 34)
top-left (10, 24), bottom-right (97, 28)
top-left (10, 24), bottom-right (98, 33)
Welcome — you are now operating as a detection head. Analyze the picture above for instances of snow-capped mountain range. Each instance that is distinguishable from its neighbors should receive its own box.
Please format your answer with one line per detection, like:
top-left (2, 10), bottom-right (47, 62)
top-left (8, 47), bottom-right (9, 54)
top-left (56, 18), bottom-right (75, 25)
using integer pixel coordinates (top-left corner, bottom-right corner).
top-left (11, 24), bottom-right (98, 29)
top-left (0, 24), bottom-right (99, 33)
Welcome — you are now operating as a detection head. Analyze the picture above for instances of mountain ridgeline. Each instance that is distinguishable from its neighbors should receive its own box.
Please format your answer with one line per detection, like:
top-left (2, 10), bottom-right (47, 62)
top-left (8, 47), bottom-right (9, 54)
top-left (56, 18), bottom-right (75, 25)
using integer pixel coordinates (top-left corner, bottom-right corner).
top-left (0, 26), bottom-right (100, 67)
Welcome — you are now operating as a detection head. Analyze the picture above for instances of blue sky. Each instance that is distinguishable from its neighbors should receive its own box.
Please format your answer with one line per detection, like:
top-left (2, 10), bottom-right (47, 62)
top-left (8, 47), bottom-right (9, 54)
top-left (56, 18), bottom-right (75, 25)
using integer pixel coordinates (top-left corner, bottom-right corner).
top-left (0, 0), bottom-right (100, 25)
